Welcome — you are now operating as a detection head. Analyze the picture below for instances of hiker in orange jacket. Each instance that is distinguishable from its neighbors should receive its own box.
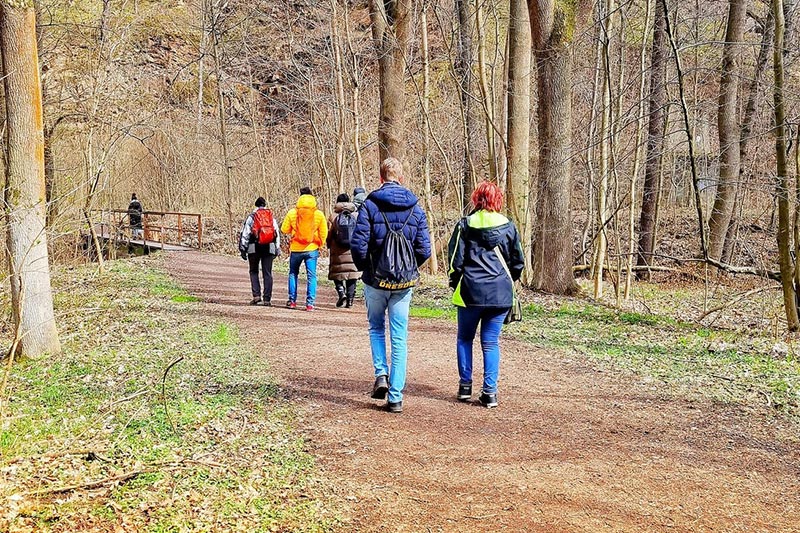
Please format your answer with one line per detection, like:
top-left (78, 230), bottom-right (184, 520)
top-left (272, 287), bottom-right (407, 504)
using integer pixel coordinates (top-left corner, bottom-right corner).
top-left (281, 187), bottom-right (328, 310)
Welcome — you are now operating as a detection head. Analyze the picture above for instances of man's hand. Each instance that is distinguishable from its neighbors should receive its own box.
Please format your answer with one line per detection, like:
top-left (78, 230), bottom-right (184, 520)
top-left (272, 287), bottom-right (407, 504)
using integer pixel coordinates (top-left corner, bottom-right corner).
top-left (240, 249), bottom-right (248, 261)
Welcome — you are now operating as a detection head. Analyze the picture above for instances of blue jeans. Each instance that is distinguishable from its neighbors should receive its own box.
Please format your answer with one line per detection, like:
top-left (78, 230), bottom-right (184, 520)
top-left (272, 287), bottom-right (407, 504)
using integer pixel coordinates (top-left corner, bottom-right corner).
top-left (288, 250), bottom-right (319, 306)
top-left (456, 306), bottom-right (508, 394)
top-left (364, 285), bottom-right (413, 403)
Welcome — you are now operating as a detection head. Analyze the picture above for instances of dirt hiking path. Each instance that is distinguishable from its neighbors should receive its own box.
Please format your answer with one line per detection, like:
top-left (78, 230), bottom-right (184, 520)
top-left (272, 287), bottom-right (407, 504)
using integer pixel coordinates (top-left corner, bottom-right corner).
top-left (167, 251), bottom-right (799, 533)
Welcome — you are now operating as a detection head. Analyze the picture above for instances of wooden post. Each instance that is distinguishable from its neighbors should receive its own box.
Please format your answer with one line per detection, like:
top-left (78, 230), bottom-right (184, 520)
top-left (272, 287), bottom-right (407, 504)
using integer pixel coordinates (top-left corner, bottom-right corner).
top-left (197, 215), bottom-right (203, 248)
top-left (177, 213), bottom-right (183, 243)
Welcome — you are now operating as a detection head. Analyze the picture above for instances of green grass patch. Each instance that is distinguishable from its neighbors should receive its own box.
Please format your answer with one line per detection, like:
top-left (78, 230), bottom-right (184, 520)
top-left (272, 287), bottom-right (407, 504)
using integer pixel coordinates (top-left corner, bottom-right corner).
top-left (0, 257), bottom-right (338, 532)
top-left (411, 285), bottom-right (800, 417)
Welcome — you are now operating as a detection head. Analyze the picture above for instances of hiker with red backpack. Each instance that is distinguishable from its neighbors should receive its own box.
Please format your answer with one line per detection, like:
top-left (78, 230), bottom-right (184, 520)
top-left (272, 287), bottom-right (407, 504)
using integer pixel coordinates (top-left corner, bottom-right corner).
top-left (327, 193), bottom-right (361, 308)
top-left (281, 187), bottom-right (328, 311)
top-left (239, 197), bottom-right (280, 306)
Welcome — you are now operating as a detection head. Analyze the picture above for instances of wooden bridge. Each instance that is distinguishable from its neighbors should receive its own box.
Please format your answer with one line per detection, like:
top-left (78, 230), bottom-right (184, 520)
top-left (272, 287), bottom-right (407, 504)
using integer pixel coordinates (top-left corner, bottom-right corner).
top-left (88, 210), bottom-right (204, 253)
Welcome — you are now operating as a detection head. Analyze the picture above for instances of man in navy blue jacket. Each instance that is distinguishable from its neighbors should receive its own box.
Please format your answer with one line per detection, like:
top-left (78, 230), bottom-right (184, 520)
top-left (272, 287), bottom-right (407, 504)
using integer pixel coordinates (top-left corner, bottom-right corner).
top-left (351, 157), bottom-right (431, 413)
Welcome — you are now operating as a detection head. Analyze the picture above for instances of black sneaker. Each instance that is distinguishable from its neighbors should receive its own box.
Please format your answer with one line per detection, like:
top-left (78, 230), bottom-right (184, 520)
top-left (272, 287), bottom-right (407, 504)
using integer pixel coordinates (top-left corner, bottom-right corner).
top-left (262, 300), bottom-right (272, 307)
top-left (386, 401), bottom-right (403, 413)
top-left (336, 294), bottom-right (347, 308)
top-left (479, 392), bottom-right (498, 408)
top-left (457, 383), bottom-right (472, 402)
top-left (371, 375), bottom-right (388, 400)
top-left (250, 297), bottom-right (262, 305)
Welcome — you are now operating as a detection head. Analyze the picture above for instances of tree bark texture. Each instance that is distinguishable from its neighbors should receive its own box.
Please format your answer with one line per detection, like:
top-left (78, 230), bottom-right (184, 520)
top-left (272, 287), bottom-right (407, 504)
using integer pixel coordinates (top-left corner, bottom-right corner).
top-left (455, 0), bottom-right (477, 210)
top-left (635, 0), bottom-right (667, 279)
top-left (1, 2), bottom-right (62, 357)
top-left (529, 0), bottom-right (579, 295)
top-left (707, 0), bottom-right (747, 261)
top-left (506, 0), bottom-right (532, 281)
top-left (369, 0), bottom-right (412, 164)
top-left (771, 0), bottom-right (799, 330)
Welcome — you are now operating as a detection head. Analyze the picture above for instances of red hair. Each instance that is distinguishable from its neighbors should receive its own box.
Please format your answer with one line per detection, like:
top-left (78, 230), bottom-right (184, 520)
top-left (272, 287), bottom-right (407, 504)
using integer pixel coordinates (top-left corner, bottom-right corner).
top-left (471, 181), bottom-right (504, 212)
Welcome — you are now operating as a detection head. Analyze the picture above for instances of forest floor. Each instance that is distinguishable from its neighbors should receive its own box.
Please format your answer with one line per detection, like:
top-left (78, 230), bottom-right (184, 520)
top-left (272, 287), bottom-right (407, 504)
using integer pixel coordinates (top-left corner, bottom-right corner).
top-left (164, 250), bottom-right (800, 532)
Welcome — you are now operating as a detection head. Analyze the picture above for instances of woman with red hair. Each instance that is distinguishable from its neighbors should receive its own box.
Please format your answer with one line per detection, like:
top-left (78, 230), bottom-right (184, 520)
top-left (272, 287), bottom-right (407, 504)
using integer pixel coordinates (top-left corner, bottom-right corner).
top-left (447, 181), bottom-right (525, 407)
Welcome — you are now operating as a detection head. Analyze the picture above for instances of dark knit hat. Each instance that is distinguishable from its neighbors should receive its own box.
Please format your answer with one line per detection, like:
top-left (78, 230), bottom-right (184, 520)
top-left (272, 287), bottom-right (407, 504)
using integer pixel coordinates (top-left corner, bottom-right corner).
top-left (255, 197), bottom-right (266, 207)
top-left (336, 193), bottom-right (350, 203)
top-left (299, 186), bottom-right (313, 196)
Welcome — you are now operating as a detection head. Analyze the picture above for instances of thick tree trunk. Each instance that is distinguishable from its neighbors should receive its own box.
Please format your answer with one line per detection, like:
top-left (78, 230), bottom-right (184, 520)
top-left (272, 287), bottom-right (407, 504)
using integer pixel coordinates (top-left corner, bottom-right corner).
top-left (707, 0), bottom-right (747, 261)
top-left (421, 4), bottom-right (438, 273)
top-left (772, 0), bottom-right (799, 330)
top-left (529, 0), bottom-right (579, 295)
top-left (455, 0), bottom-right (477, 210)
top-left (1, 2), bottom-right (61, 357)
top-left (506, 0), bottom-right (531, 281)
top-left (369, 0), bottom-right (412, 164)
top-left (635, 0), bottom-right (667, 279)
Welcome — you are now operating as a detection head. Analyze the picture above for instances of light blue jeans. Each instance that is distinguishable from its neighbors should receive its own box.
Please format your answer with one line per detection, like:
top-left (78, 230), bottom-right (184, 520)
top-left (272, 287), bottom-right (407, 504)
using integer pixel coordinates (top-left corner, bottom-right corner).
top-left (456, 306), bottom-right (508, 394)
top-left (364, 284), bottom-right (413, 403)
top-left (288, 250), bottom-right (319, 306)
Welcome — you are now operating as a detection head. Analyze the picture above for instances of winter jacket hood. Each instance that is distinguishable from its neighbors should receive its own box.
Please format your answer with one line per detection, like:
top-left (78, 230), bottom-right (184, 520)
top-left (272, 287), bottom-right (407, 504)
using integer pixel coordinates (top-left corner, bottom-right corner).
top-left (296, 194), bottom-right (318, 210)
top-left (350, 181), bottom-right (432, 288)
top-left (334, 201), bottom-right (357, 214)
top-left (366, 181), bottom-right (419, 211)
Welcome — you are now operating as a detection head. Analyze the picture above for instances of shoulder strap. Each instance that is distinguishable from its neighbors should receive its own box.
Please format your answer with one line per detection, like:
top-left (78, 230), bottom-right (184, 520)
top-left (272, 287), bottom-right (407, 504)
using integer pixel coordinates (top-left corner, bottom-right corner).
top-left (494, 246), bottom-right (516, 296)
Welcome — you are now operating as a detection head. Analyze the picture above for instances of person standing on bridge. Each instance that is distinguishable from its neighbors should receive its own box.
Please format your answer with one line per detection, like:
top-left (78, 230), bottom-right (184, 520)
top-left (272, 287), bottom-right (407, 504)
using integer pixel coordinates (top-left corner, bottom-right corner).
top-left (239, 197), bottom-right (280, 306)
top-left (351, 157), bottom-right (431, 414)
top-left (281, 187), bottom-right (327, 311)
top-left (447, 181), bottom-right (524, 408)
top-left (127, 193), bottom-right (144, 238)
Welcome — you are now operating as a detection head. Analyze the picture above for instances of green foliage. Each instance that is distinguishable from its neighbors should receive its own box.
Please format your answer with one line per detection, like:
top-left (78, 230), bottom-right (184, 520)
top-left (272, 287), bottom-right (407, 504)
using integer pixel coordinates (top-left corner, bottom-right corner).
top-left (1, 257), bottom-right (338, 531)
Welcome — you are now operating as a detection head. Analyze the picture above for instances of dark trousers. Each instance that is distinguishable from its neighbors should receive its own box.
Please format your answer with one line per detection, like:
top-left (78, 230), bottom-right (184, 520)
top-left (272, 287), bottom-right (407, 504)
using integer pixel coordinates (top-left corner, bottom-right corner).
top-left (334, 279), bottom-right (357, 300)
top-left (248, 249), bottom-right (275, 300)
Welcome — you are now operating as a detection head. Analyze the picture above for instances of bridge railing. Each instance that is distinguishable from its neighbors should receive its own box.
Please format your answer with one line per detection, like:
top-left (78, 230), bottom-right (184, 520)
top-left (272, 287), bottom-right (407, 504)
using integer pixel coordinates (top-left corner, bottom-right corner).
top-left (92, 210), bottom-right (204, 249)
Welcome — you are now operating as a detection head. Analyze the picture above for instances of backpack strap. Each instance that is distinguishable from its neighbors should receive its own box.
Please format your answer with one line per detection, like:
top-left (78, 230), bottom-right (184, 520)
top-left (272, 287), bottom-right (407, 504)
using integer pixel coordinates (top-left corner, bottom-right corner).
top-left (379, 206), bottom-right (416, 233)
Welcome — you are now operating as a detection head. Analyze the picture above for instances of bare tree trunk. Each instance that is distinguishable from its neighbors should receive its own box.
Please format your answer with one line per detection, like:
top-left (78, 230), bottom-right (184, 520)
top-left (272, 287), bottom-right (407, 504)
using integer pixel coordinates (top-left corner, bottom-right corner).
top-left (343, 6), bottom-right (365, 189)
top-left (455, 0), bottom-right (477, 210)
top-left (635, 0), bottom-right (667, 279)
top-left (624, 0), bottom-right (652, 300)
top-left (593, 0), bottom-right (614, 299)
top-left (506, 0), bottom-right (531, 282)
top-left (724, 7), bottom-right (775, 262)
top-left (772, 0), bottom-right (799, 330)
top-left (197, 0), bottom-right (207, 132)
top-left (369, 0), bottom-right (412, 164)
top-left (421, 3), bottom-right (438, 273)
top-left (331, 0), bottom-right (348, 193)
top-left (1, 2), bottom-right (61, 358)
top-left (210, 0), bottom-right (234, 247)
top-left (707, 0), bottom-right (747, 260)
top-left (475, 1), bottom-right (497, 182)
top-left (529, 0), bottom-right (580, 295)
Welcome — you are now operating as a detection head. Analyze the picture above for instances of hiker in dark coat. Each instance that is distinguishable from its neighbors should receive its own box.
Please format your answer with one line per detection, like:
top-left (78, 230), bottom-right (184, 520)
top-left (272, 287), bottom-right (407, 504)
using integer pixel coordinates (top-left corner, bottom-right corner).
top-left (127, 193), bottom-right (144, 238)
top-left (327, 193), bottom-right (361, 308)
top-left (351, 157), bottom-right (432, 414)
top-left (447, 181), bottom-right (525, 409)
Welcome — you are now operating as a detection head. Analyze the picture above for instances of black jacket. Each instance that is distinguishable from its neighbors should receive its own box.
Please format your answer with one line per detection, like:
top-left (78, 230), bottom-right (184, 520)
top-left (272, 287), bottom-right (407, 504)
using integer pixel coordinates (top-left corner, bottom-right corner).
top-left (448, 210), bottom-right (525, 308)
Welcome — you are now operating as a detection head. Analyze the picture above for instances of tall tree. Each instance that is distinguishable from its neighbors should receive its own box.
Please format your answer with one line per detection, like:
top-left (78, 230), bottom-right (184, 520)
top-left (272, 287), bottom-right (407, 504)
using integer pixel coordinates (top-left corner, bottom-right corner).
top-left (635, 0), bottom-right (668, 279)
top-left (529, 0), bottom-right (580, 295)
top-left (707, 0), bottom-right (747, 261)
top-left (369, 0), bottom-right (413, 163)
top-left (506, 0), bottom-right (531, 281)
top-left (772, 0), bottom-right (799, 330)
top-left (454, 0), bottom-right (477, 209)
top-left (1, 0), bottom-right (61, 357)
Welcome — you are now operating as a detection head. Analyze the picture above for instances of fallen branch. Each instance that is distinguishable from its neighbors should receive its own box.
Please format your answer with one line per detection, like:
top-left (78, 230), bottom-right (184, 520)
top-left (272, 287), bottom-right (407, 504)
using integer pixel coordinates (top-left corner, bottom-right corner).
top-left (100, 388), bottom-right (150, 412)
top-left (698, 285), bottom-right (780, 321)
top-left (162, 356), bottom-right (184, 434)
top-left (25, 468), bottom-right (155, 497)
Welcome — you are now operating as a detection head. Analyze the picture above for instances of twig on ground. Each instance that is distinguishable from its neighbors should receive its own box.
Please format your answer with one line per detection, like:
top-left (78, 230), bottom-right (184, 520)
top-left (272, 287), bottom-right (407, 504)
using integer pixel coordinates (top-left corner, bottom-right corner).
top-left (698, 285), bottom-right (780, 321)
top-left (161, 356), bottom-right (184, 434)
top-left (760, 390), bottom-right (773, 408)
top-left (25, 468), bottom-right (156, 497)
top-left (101, 388), bottom-right (150, 412)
